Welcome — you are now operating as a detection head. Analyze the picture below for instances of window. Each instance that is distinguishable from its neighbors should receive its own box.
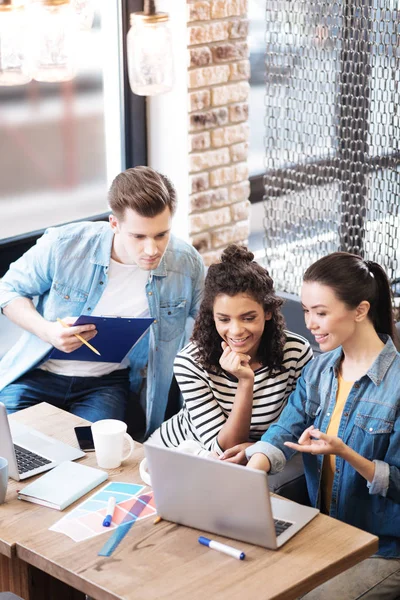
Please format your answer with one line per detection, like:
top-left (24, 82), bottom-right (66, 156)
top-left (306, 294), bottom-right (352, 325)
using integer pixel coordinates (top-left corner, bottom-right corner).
top-left (0, 0), bottom-right (124, 240)
top-left (248, 0), bottom-right (266, 178)
top-left (248, 0), bottom-right (400, 294)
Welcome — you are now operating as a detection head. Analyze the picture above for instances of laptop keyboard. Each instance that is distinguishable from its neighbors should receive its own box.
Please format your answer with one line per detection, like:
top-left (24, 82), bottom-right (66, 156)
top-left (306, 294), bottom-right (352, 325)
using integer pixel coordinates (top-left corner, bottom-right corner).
top-left (14, 444), bottom-right (52, 474)
top-left (274, 518), bottom-right (293, 536)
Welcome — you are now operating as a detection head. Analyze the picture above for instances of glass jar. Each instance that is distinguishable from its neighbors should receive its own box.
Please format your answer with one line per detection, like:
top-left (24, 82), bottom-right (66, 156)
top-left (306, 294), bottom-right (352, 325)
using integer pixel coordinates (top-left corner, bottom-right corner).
top-left (127, 11), bottom-right (173, 96)
top-left (0, 0), bottom-right (32, 86)
top-left (30, 0), bottom-right (77, 83)
top-left (71, 0), bottom-right (94, 31)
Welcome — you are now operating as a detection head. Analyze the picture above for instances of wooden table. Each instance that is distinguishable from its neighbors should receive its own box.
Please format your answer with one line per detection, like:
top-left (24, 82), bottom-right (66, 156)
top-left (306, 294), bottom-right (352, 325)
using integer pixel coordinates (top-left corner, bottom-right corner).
top-left (0, 403), bottom-right (378, 600)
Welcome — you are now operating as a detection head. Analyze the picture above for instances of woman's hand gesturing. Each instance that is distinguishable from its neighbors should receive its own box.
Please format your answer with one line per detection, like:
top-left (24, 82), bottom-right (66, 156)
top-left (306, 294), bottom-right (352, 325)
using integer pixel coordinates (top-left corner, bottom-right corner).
top-left (284, 425), bottom-right (346, 456)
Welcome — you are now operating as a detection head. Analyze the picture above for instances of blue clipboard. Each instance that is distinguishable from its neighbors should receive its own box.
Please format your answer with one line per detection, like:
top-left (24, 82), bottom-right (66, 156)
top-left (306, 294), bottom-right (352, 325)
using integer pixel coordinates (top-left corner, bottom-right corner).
top-left (49, 315), bottom-right (154, 363)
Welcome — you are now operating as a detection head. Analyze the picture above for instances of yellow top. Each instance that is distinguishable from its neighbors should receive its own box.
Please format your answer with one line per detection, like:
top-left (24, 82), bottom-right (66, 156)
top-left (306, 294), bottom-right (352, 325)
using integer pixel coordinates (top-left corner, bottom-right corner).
top-left (320, 373), bottom-right (353, 512)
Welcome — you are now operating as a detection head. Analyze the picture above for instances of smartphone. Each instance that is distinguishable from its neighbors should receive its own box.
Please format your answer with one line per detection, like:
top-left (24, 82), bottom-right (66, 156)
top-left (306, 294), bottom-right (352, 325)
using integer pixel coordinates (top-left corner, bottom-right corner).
top-left (74, 425), bottom-right (95, 452)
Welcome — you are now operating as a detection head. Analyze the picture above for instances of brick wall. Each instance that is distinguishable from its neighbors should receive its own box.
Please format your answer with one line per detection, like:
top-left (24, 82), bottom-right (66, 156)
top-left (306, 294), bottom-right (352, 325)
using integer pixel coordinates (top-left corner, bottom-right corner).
top-left (187, 0), bottom-right (250, 265)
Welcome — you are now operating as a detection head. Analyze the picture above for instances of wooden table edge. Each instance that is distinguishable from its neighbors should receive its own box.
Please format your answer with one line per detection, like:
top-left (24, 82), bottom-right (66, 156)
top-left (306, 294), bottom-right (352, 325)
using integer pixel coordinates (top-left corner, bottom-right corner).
top-left (16, 543), bottom-right (123, 600)
top-left (15, 533), bottom-right (379, 600)
top-left (0, 539), bottom-right (15, 559)
top-left (280, 534), bottom-right (379, 599)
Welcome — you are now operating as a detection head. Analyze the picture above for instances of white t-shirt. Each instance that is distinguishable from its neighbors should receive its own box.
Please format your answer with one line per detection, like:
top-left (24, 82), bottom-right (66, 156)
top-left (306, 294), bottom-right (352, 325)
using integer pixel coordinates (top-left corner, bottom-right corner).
top-left (40, 258), bottom-right (149, 377)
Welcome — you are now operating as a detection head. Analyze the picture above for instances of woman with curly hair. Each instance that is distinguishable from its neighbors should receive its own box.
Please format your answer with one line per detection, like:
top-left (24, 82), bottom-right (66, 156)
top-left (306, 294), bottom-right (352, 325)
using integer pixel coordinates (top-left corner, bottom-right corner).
top-left (150, 244), bottom-right (313, 459)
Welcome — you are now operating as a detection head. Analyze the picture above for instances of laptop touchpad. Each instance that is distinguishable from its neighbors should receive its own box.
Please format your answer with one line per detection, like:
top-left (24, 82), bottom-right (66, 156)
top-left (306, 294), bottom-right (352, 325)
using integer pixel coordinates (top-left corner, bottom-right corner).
top-left (11, 427), bottom-right (82, 461)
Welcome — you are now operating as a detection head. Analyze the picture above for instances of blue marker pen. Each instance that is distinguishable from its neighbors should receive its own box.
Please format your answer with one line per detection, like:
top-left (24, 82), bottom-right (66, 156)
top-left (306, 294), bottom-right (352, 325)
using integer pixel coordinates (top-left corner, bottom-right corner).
top-left (198, 536), bottom-right (245, 560)
top-left (103, 496), bottom-right (116, 527)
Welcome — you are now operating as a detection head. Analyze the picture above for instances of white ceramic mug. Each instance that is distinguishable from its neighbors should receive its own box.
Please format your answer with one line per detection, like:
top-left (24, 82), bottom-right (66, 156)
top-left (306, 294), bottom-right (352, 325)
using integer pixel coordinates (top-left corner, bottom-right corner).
top-left (0, 457), bottom-right (8, 505)
top-left (91, 419), bottom-right (135, 469)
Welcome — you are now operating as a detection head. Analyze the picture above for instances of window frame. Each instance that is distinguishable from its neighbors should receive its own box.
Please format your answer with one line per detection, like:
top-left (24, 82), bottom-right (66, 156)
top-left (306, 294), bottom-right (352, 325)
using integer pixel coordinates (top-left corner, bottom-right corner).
top-left (0, 0), bottom-right (147, 276)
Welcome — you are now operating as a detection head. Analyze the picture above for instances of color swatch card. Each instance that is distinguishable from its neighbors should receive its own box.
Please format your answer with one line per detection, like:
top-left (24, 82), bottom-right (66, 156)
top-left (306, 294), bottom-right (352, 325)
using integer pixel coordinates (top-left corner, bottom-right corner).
top-left (50, 482), bottom-right (156, 542)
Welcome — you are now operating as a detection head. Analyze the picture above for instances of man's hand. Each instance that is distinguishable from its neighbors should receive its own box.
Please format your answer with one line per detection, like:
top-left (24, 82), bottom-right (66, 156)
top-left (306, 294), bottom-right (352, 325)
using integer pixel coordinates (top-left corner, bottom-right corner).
top-left (43, 317), bottom-right (97, 353)
top-left (284, 425), bottom-right (346, 456)
top-left (219, 341), bottom-right (254, 380)
top-left (219, 442), bottom-right (253, 465)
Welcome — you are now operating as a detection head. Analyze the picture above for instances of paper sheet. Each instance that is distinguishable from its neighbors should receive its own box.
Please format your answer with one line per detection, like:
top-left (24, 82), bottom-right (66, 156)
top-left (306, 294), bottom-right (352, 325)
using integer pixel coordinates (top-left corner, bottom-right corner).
top-left (50, 481), bottom-right (156, 542)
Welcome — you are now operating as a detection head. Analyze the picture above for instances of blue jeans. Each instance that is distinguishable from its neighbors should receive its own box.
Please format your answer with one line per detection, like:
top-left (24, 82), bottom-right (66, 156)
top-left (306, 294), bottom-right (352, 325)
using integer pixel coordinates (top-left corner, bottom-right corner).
top-left (0, 368), bottom-right (130, 422)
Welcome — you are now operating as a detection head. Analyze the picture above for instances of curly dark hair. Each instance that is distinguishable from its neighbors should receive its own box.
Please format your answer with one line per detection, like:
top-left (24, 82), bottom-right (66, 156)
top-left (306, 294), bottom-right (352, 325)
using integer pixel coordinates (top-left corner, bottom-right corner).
top-left (192, 245), bottom-right (287, 373)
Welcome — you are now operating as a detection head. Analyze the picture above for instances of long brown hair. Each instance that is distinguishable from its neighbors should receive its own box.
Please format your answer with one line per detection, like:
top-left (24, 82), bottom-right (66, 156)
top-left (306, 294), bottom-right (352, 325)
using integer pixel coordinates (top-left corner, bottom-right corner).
top-left (303, 252), bottom-right (399, 348)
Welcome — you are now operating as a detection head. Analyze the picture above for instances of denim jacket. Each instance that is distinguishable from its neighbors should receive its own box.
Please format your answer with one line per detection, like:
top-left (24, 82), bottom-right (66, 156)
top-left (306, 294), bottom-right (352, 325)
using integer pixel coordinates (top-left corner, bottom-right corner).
top-left (0, 222), bottom-right (205, 435)
top-left (246, 336), bottom-right (400, 557)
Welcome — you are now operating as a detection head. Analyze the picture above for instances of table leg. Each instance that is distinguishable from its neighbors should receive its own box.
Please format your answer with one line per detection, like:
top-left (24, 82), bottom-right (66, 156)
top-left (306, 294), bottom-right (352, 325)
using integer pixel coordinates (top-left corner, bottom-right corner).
top-left (0, 556), bottom-right (85, 600)
top-left (28, 565), bottom-right (85, 600)
top-left (0, 554), bottom-right (29, 598)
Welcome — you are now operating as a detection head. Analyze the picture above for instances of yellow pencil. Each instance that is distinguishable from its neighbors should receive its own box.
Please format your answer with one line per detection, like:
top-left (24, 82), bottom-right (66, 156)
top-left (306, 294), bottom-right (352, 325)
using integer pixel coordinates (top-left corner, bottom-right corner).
top-left (153, 515), bottom-right (162, 525)
top-left (56, 317), bottom-right (101, 356)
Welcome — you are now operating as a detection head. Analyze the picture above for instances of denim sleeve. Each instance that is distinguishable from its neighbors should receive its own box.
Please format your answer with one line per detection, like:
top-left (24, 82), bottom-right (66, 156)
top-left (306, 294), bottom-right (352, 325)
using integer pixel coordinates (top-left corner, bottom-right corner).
top-left (0, 228), bottom-right (57, 310)
top-left (388, 463), bottom-right (400, 504)
top-left (386, 407), bottom-right (400, 504)
top-left (245, 370), bottom-right (314, 469)
top-left (183, 255), bottom-right (205, 345)
top-left (367, 460), bottom-right (389, 497)
top-left (246, 441), bottom-right (287, 474)
top-left (189, 252), bottom-right (205, 320)
top-left (367, 408), bottom-right (400, 504)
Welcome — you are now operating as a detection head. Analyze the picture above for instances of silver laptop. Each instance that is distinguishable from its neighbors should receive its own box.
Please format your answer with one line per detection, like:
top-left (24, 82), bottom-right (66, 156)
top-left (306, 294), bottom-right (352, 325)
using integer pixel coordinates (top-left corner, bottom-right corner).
top-left (0, 402), bottom-right (85, 481)
top-left (144, 443), bottom-right (319, 549)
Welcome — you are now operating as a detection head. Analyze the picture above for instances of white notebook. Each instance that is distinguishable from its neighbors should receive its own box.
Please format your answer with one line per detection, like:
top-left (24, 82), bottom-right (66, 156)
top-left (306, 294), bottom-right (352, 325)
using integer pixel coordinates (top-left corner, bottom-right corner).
top-left (18, 461), bottom-right (108, 510)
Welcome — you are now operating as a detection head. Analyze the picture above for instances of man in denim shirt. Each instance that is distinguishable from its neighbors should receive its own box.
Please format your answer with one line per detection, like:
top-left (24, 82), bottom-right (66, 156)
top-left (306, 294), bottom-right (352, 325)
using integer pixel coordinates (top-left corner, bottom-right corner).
top-left (0, 167), bottom-right (205, 435)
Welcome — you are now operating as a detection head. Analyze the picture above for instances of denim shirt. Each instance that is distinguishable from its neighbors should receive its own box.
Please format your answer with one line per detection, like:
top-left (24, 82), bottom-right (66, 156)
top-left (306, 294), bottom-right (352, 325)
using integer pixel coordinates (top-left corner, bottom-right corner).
top-left (0, 222), bottom-right (205, 435)
top-left (246, 336), bottom-right (400, 557)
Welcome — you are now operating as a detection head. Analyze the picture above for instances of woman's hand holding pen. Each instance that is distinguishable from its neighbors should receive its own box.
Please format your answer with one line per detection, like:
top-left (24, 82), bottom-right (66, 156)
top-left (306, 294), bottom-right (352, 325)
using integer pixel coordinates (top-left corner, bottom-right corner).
top-left (44, 317), bottom-right (97, 353)
top-left (219, 342), bottom-right (254, 381)
top-left (284, 425), bottom-right (346, 456)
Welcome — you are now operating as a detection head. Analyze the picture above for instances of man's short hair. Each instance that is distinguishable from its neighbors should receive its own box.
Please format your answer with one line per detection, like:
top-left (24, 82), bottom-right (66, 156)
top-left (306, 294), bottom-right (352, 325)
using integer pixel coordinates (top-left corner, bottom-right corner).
top-left (108, 166), bottom-right (177, 219)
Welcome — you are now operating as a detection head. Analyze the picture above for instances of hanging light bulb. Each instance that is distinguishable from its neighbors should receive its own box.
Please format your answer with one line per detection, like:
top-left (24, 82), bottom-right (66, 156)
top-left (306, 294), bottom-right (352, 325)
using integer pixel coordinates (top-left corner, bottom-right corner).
top-left (0, 0), bottom-right (32, 86)
top-left (30, 0), bottom-right (77, 83)
top-left (127, 0), bottom-right (173, 96)
top-left (71, 0), bottom-right (94, 31)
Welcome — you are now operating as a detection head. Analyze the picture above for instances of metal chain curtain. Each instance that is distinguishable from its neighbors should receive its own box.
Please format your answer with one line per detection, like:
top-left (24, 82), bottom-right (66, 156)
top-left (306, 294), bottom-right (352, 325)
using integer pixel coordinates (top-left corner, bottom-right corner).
top-left (262, 0), bottom-right (400, 295)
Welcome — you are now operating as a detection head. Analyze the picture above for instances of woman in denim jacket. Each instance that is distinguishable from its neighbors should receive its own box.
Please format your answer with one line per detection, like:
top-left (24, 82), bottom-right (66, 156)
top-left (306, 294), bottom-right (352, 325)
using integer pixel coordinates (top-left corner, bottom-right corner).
top-left (241, 252), bottom-right (400, 599)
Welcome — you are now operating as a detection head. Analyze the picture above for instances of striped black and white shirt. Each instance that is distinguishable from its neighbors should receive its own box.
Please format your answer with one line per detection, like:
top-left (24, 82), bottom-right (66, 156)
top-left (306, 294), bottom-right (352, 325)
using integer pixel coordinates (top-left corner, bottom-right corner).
top-left (159, 331), bottom-right (313, 455)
